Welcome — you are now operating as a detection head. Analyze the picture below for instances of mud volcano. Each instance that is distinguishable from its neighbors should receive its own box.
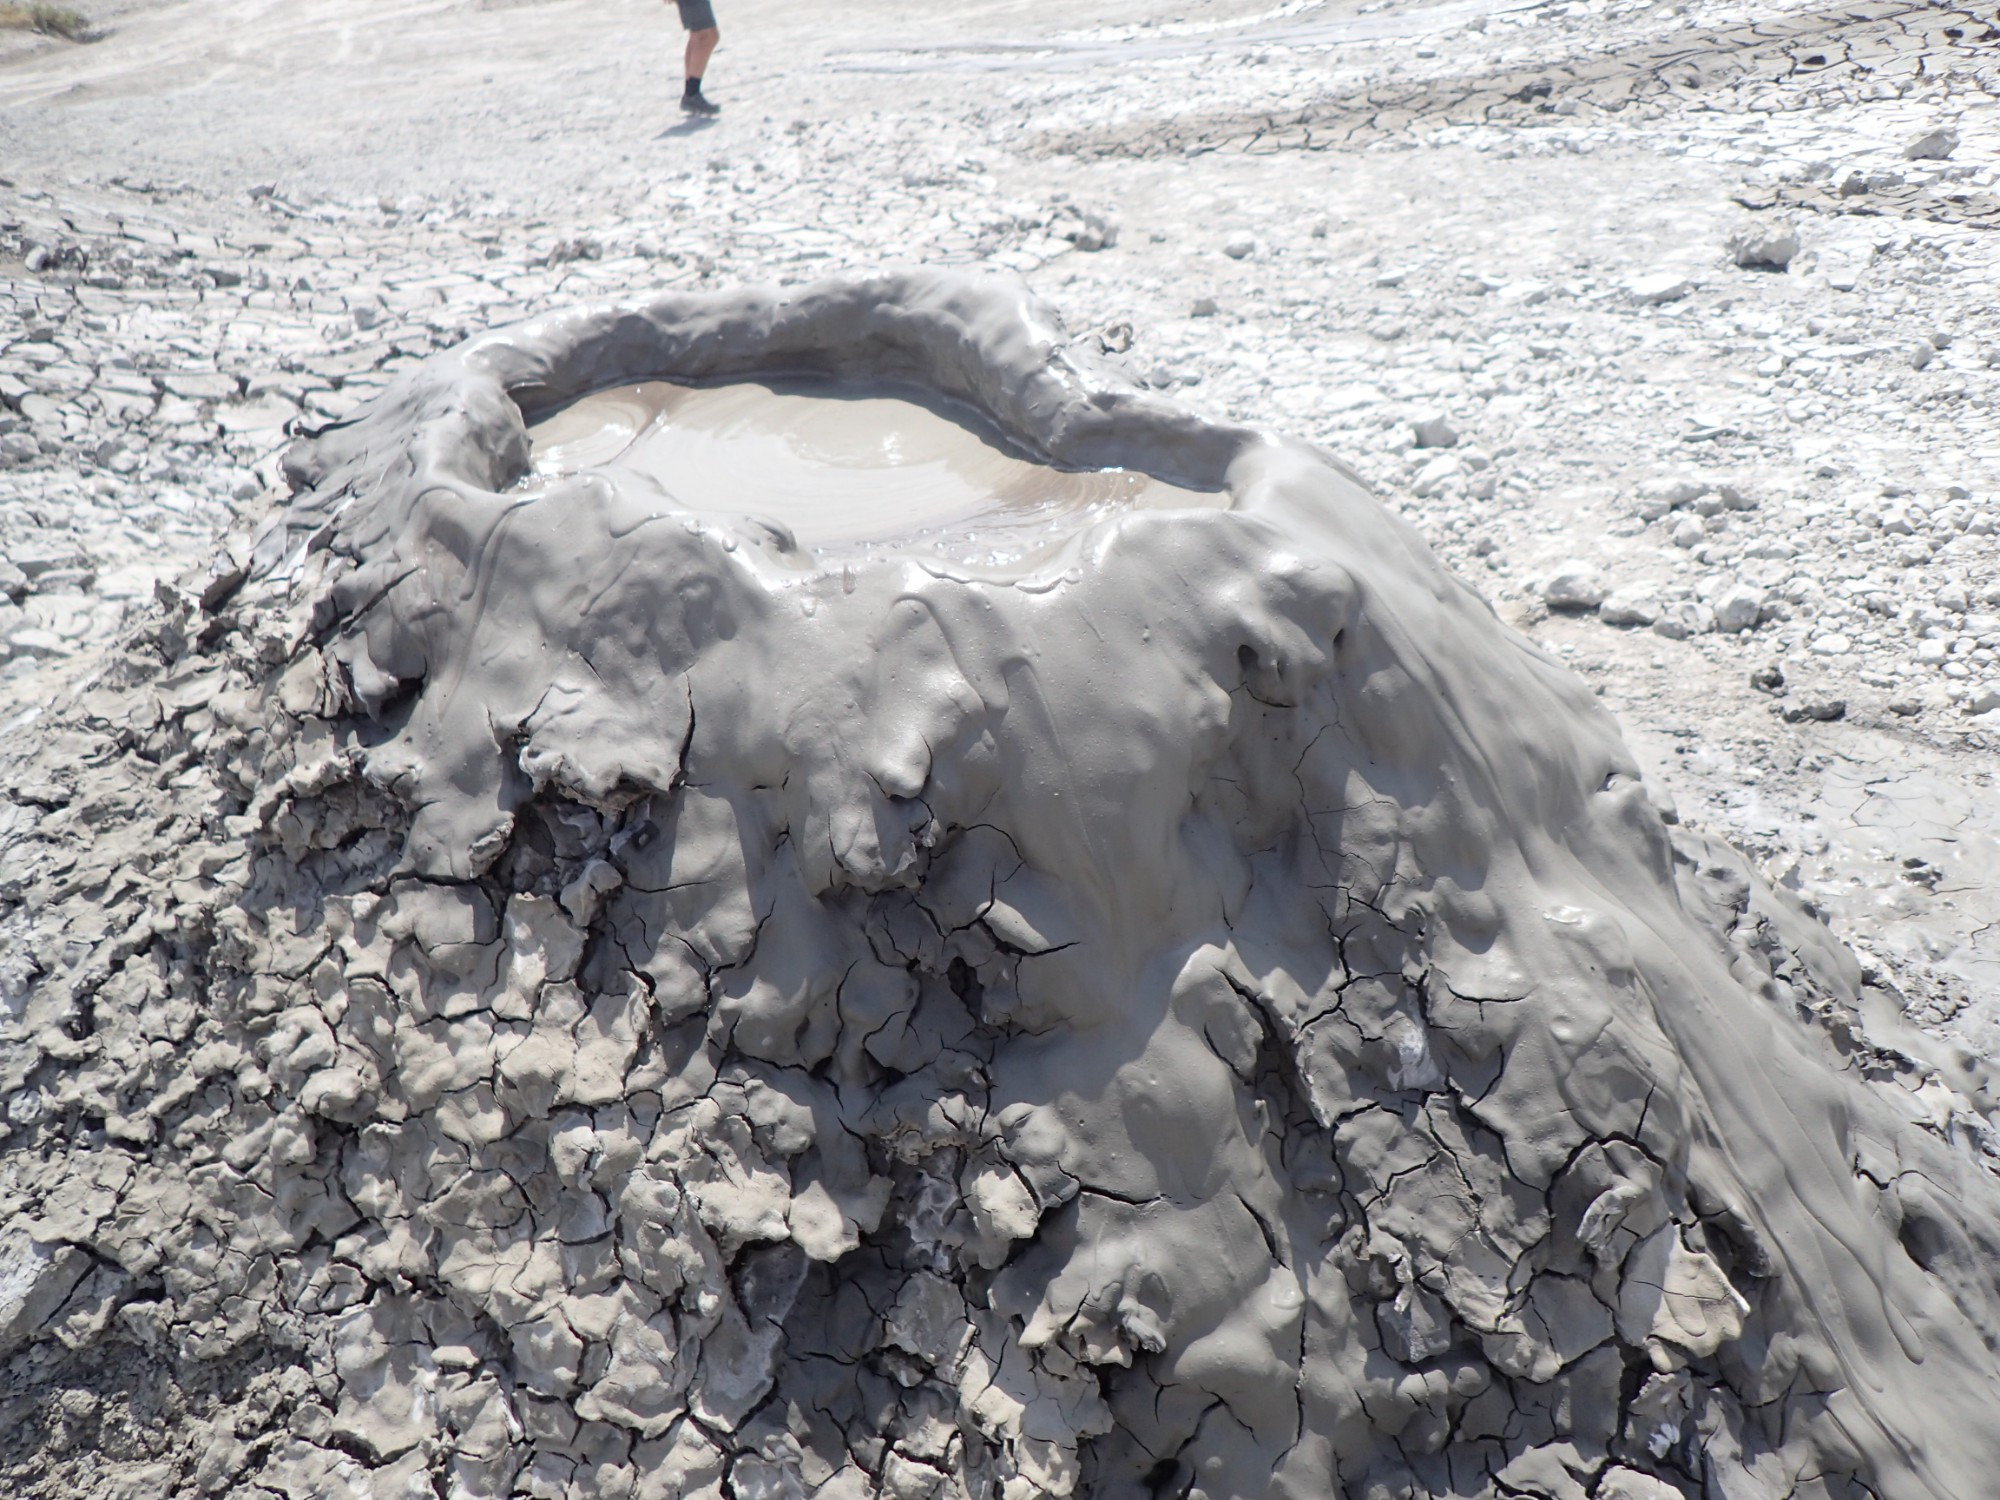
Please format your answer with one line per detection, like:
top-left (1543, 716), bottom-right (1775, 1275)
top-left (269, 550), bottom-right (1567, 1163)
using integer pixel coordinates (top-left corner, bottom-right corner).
top-left (8, 272), bottom-right (2000, 1500)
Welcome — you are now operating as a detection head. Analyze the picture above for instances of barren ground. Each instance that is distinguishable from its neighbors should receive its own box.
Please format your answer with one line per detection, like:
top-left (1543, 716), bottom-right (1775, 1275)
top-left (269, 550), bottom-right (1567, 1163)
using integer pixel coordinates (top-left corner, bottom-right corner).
top-left (4, 0), bottom-right (1999, 1044)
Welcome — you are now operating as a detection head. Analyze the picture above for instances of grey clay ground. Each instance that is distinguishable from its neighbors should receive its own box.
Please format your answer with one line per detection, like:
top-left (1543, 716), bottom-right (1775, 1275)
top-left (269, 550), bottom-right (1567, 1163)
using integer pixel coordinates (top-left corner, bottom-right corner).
top-left (3, 2), bottom-right (2000, 1498)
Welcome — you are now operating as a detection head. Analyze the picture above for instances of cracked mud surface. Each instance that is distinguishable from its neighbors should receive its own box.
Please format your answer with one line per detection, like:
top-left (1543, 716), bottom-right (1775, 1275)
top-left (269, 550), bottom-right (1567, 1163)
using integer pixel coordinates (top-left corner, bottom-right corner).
top-left (1029, 0), bottom-right (2000, 232)
top-left (5, 0), bottom-right (2000, 1496)
top-left (3, 270), bottom-right (2000, 1500)
top-left (7, 0), bottom-right (2000, 1026)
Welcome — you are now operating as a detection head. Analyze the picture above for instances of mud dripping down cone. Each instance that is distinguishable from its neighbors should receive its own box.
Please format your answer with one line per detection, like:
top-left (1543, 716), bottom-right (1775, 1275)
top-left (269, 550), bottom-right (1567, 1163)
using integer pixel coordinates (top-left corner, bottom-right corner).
top-left (28, 271), bottom-right (2000, 1500)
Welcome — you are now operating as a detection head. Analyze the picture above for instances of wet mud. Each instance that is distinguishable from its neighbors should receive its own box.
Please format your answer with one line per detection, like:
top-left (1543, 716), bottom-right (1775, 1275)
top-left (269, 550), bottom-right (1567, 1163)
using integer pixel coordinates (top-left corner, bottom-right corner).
top-left (3, 271), bottom-right (1992, 1500)
top-left (524, 377), bottom-right (1219, 562)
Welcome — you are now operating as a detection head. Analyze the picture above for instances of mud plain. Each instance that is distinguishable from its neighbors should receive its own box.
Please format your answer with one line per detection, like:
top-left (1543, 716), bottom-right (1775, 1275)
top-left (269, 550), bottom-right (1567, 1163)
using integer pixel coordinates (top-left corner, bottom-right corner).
top-left (2, 0), bottom-right (2000, 1491)
top-left (7, 0), bottom-right (2000, 1037)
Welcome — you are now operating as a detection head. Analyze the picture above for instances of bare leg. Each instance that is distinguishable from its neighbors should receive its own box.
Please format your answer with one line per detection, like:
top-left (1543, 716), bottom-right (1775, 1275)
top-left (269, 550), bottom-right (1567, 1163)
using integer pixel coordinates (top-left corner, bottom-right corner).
top-left (684, 25), bottom-right (719, 84)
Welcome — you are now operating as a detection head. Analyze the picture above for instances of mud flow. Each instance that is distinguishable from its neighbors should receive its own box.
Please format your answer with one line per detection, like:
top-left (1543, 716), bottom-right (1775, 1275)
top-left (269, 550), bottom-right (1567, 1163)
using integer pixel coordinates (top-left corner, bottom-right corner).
top-left (523, 376), bottom-right (1223, 561)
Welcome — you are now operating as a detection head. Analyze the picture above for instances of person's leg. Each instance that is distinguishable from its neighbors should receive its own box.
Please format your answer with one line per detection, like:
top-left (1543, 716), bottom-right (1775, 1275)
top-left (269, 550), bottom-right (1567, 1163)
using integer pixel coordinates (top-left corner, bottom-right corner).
top-left (684, 25), bottom-right (719, 82)
top-left (673, 0), bottom-right (720, 112)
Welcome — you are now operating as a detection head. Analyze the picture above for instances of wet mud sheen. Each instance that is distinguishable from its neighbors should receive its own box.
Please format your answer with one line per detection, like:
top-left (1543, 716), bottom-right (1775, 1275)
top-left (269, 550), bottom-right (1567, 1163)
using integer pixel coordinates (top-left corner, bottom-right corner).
top-left (28, 270), bottom-right (2000, 1500)
top-left (524, 377), bottom-right (1219, 563)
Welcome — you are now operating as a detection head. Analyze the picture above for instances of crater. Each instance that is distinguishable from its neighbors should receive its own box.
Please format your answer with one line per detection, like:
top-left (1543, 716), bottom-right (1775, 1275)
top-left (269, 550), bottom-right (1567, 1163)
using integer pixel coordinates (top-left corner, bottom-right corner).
top-left (522, 376), bottom-right (1225, 564)
top-left (248, 273), bottom-right (2000, 1500)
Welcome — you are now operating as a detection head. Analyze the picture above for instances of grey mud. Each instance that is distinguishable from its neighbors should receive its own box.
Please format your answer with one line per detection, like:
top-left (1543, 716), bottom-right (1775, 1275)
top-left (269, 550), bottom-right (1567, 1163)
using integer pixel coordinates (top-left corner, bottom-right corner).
top-left (524, 377), bottom-right (1219, 563)
top-left (4, 271), bottom-right (2000, 1500)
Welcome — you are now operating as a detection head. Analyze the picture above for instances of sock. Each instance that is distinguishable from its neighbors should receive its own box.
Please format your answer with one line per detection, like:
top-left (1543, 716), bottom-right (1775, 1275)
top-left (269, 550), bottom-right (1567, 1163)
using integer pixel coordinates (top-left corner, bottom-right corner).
top-left (684, 76), bottom-right (702, 97)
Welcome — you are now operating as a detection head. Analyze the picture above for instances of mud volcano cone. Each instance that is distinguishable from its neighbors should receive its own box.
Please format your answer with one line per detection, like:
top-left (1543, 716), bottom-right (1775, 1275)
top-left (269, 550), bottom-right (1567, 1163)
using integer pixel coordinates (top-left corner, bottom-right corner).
top-left (13, 273), bottom-right (2000, 1500)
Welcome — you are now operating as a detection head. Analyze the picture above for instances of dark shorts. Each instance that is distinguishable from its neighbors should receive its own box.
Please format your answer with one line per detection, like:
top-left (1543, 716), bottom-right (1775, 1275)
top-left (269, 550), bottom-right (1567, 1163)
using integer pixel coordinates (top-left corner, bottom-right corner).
top-left (676, 0), bottom-right (716, 30)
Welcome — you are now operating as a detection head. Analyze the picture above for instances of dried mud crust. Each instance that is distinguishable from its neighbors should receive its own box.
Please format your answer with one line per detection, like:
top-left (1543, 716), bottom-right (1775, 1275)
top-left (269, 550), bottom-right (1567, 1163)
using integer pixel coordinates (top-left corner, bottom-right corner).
top-left (5, 272), bottom-right (2000, 1500)
top-left (1037, 1), bottom-right (2000, 229)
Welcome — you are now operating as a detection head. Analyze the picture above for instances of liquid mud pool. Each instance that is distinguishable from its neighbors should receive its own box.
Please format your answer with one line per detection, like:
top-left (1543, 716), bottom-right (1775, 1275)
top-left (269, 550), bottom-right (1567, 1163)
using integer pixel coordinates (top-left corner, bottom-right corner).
top-left (523, 376), bottom-right (1224, 562)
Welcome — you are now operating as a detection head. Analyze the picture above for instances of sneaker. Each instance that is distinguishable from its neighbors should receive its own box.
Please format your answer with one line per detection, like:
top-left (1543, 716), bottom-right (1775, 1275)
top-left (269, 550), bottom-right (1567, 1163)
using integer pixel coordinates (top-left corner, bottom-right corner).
top-left (681, 90), bottom-right (720, 116)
